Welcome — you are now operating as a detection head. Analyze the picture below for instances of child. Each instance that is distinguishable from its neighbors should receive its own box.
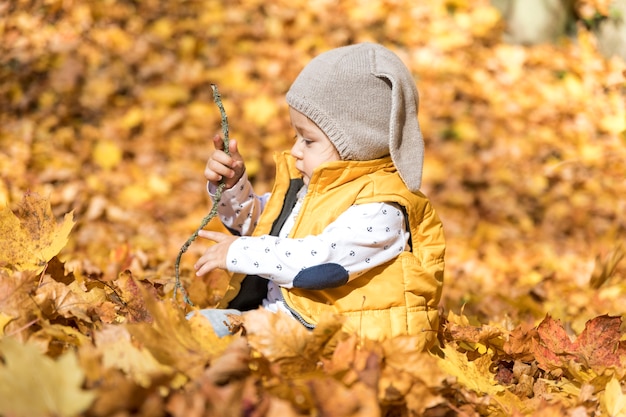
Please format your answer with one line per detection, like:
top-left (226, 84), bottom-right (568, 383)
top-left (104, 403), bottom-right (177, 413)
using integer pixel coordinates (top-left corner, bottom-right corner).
top-left (193, 43), bottom-right (445, 347)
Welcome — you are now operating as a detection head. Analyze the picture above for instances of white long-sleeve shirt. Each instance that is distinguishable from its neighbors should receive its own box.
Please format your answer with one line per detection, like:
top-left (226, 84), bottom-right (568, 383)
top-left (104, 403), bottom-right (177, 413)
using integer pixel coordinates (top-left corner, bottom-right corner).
top-left (209, 173), bottom-right (409, 312)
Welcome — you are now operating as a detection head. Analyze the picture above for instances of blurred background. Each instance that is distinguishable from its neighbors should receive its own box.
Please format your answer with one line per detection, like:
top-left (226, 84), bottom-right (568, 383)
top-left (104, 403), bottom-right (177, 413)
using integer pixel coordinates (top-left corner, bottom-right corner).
top-left (1, 0), bottom-right (625, 329)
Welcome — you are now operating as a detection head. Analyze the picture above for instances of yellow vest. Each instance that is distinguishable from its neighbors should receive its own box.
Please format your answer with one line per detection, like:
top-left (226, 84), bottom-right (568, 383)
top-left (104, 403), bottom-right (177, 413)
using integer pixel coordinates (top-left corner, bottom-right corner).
top-left (219, 152), bottom-right (445, 346)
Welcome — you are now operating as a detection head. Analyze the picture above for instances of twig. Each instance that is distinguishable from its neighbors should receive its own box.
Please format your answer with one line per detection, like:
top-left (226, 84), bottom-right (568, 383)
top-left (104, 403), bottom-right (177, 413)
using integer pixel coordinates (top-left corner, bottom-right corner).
top-left (173, 84), bottom-right (230, 306)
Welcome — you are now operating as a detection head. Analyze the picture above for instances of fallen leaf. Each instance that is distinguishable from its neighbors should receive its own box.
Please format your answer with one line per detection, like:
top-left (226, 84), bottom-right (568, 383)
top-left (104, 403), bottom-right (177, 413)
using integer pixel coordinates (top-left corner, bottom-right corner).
top-left (95, 324), bottom-right (174, 388)
top-left (504, 322), bottom-right (538, 362)
top-left (571, 315), bottom-right (626, 371)
top-left (0, 192), bottom-right (74, 273)
top-left (126, 287), bottom-right (221, 378)
top-left (34, 274), bottom-right (107, 323)
top-left (0, 337), bottom-right (95, 417)
top-left (532, 315), bottom-right (577, 372)
top-left (437, 344), bottom-right (504, 396)
top-left (0, 269), bottom-right (39, 338)
top-left (243, 309), bottom-right (343, 376)
top-left (532, 315), bottom-right (626, 373)
top-left (603, 376), bottom-right (626, 417)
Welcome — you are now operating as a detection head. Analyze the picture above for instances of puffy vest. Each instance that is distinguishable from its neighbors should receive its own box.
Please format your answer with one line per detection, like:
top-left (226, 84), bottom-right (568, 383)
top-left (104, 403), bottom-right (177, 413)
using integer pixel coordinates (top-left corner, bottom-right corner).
top-left (218, 151), bottom-right (445, 346)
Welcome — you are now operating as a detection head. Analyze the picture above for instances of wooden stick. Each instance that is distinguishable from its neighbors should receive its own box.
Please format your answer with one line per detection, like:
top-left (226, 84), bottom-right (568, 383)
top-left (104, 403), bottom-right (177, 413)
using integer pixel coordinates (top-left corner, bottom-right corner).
top-left (173, 84), bottom-right (230, 306)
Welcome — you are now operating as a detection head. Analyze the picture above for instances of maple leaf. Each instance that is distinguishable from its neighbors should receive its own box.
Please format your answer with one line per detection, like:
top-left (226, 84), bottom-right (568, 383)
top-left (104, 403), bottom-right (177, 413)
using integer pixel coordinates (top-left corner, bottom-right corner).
top-left (37, 273), bottom-right (111, 323)
top-left (126, 286), bottom-right (227, 378)
top-left (571, 315), bottom-right (626, 371)
top-left (381, 336), bottom-right (446, 413)
top-left (436, 344), bottom-right (527, 414)
top-left (532, 315), bottom-right (626, 373)
top-left (447, 321), bottom-right (504, 345)
top-left (437, 344), bottom-right (505, 397)
top-left (95, 324), bottom-right (174, 388)
top-left (0, 192), bottom-right (74, 273)
top-left (503, 321), bottom-right (538, 362)
top-left (0, 337), bottom-right (95, 417)
top-left (532, 315), bottom-right (577, 371)
top-left (113, 270), bottom-right (153, 323)
top-left (243, 309), bottom-right (344, 376)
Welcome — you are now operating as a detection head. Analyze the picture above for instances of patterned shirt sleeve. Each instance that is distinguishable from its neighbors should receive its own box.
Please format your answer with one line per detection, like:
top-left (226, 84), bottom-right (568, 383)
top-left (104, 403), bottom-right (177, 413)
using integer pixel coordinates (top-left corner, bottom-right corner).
top-left (225, 202), bottom-right (410, 288)
top-left (207, 173), bottom-right (270, 236)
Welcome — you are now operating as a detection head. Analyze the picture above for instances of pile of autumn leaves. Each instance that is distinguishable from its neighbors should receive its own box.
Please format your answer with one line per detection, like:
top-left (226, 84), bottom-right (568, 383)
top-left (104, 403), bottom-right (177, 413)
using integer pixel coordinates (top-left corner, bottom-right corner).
top-left (2, 193), bottom-right (626, 416)
top-left (2, 0), bottom-right (626, 415)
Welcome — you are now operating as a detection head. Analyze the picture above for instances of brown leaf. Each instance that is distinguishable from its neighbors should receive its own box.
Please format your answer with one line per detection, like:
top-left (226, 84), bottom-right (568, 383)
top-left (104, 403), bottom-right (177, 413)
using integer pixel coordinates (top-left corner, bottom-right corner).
top-left (0, 269), bottom-right (39, 340)
top-left (243, 309), bottom-right (343, 376)
top-left (504, 321), bottom-right (538, 362)
top-left (447, 321), bottom-right (503, 345)
top-left (34, 274), bottom-right (107, 323)
top-left (114, 270), bottom-right (153, 323)
top-left (305, 378), bottom-right (380, 417)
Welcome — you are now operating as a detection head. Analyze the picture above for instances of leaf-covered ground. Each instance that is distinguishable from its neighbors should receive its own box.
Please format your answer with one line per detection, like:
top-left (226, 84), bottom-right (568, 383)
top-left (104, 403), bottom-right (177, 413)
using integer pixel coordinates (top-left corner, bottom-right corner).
top-left (1, 0), bottom-right (625, 416)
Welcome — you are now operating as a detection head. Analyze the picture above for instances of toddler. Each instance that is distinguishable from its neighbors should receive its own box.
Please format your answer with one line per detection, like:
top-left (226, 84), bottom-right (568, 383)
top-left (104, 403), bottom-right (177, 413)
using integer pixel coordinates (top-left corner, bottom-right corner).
top-left (193, 43), bottom-right (445, 346)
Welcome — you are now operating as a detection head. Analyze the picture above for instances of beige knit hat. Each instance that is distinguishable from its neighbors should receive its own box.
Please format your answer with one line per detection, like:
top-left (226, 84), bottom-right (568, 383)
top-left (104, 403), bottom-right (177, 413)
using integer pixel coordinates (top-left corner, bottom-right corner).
top-left (286, 42), bottom-right (424, 192)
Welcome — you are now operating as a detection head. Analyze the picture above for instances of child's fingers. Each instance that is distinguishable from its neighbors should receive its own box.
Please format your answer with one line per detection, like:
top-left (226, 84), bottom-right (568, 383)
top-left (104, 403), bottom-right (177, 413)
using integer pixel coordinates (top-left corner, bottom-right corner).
top-left (205, 157), bottom-right (234, 179)
top-left (212, 134), bottom-right (225, 151)
top-left (228, 139), bottom-right (240, 157)
top-left (197, 230), bottom-right (227, 242)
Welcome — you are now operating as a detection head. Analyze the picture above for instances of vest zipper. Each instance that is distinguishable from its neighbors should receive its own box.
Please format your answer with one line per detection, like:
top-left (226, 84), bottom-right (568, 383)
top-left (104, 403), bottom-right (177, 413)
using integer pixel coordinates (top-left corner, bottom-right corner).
top-left (277, 290), bottom-right (316, 330)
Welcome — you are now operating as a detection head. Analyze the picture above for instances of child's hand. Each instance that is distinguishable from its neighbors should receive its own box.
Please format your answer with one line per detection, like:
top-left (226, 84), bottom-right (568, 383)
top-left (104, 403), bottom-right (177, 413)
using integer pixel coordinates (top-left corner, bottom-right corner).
top-left (194, 230), bottom-right (239, 276)
top-left (204, 134), bottom-right (245, 189)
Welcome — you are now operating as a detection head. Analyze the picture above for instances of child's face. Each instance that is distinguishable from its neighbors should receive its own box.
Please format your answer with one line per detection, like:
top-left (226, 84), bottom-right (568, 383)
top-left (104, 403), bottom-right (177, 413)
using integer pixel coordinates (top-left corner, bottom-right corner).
top-left (289, 107), bottom-right (340, 185)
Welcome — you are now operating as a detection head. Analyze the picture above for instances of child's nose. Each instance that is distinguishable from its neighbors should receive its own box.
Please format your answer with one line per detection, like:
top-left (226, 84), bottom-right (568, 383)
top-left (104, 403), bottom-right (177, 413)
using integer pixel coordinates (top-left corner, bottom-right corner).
top-left (291, 141), bottom-right (303, 158)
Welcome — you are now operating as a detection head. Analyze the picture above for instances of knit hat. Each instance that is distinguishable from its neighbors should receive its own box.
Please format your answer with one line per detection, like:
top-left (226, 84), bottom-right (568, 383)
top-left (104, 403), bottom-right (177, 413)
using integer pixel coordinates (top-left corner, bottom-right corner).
top-left (286, 43), bottom-right (424, 192)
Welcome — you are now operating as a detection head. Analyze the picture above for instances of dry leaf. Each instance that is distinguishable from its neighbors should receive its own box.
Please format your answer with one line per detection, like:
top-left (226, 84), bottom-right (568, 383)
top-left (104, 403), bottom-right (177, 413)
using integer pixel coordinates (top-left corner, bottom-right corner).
top-left (0, 192), bottom-right (74, 273)
top-left (0, 337), bottom-right (95, 417)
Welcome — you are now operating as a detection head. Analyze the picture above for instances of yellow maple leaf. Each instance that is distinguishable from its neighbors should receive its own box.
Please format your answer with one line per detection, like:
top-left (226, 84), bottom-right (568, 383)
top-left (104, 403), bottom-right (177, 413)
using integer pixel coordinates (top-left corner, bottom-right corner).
top-left (437, 344), bottom-right (504, 396)
top-left (126, 287), bottom-right (229, 379)
top-left (437, 344), bottom-right (527, 414)
top-left (95, 324), bottom-right (174, 388)
top-left (0, 192), bottom-right (74, 273)
top-left (0, 337), bottom-right (95, 417)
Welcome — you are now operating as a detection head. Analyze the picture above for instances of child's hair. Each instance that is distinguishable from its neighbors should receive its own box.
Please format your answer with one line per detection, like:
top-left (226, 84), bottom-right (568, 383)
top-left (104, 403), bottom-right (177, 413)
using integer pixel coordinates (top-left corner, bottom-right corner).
top-left (286, 43), bottom-right (424, 192)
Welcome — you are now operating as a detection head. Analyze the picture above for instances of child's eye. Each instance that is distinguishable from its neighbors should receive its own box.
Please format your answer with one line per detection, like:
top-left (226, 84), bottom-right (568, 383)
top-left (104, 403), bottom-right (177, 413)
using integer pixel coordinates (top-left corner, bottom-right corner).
top-left (293, 133), bottom-right (312, 145)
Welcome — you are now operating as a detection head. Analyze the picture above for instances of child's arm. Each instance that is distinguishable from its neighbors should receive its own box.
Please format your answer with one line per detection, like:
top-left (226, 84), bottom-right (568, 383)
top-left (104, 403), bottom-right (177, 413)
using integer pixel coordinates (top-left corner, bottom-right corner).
top-left (208, 173), bottom-right (270, 236)
top-left (204, 135), bottom-right (269, 236)
top-left (195, 202), bottom-right (409, 288)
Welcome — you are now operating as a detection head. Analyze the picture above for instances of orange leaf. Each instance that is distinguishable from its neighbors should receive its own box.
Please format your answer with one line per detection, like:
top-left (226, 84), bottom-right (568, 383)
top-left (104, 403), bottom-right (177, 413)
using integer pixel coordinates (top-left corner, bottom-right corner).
top-left (572, 315), bottom-right (626, 371)
top-left (532, 315), bottom-right (577, 371)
